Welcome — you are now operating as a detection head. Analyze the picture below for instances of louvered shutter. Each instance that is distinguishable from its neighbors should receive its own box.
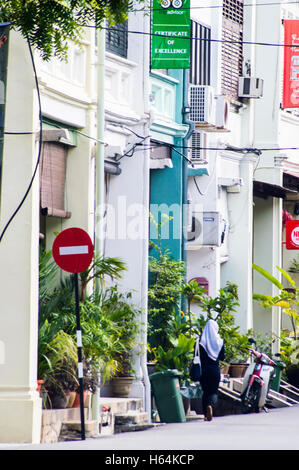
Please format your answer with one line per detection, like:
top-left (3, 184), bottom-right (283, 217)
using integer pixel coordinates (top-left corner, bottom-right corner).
top-left (40, 142), bottom-right (71, 218)
top-left (221, 0), bottom-right (244, 100)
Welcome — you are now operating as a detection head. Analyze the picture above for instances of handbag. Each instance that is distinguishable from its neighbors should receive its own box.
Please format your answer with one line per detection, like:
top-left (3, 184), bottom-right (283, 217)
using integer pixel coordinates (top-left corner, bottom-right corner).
top-left (189, 337), bottom-right (201, 382)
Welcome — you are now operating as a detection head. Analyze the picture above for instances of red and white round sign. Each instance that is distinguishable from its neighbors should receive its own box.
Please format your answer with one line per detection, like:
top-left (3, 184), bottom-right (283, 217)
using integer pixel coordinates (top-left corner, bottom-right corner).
top-left (286, 220), bottom-right (299, 250)
top-left (52, 227), bottom-right (94, 273)
top-left (291, 227), bottom-right (299, 247)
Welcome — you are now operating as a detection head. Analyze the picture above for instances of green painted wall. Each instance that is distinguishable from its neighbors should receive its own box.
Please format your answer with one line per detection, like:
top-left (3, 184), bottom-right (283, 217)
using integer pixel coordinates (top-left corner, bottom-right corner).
top-left (150, 141), bottom-right (185, 261)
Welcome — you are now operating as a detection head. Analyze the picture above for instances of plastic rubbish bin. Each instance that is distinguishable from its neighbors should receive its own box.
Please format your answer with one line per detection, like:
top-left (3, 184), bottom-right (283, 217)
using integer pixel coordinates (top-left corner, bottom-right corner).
top-left (149, 369), bottom-right (186, 423)
top-left (271, 355), bottom-right (285, 392)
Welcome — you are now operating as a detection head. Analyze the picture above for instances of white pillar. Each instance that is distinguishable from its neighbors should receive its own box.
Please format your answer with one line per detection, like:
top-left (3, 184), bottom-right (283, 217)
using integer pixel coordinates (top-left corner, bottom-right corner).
top-left (0, 31), bottom-right (41, 443)
top-left (221, 155), bottom-right (256, 333)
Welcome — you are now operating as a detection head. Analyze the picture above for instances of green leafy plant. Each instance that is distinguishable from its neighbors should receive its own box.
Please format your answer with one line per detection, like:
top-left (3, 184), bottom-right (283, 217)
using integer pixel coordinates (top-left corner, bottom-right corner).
top-left (148, 252), bottom-right (185, 346)
top-left (39, 249), bottom-right (139, 389)
top-left (38, 320), bottom-right (79, 408)
top-left (199, 282), bottom-right (240, 321)
top-left (0, 0), bottom-right (145, 60)
top-left (288, 255), bottom-right (299, 273)
top-left (246, 328), bottom-right (274, 356)
top-left (79, 254), bottom-right (126, 300)
top-left (101, 287), bottom-right (142, 377)
top-left (279, 330), bottom-right (299, 370)
top-left (195, 282), bottom-right (249, 365)
top-left (253, 264), bottom-right (299, 340)
top-left (152, 333), bottom-right (195, 382)
top-left (181, 280), bottom-right (207, 333)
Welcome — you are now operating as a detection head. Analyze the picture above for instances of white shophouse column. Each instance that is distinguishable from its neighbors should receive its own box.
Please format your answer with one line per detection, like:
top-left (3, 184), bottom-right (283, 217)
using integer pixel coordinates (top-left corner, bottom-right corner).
top-left (221, 155), bottom-right (257, 333)
top-left (0, 32), bottom-right (41, 443)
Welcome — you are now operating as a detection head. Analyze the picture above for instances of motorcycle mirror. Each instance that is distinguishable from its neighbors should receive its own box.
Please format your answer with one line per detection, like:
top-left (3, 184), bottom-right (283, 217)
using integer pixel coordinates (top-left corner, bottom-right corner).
top-left (248, 337), bottom-right (256, 344)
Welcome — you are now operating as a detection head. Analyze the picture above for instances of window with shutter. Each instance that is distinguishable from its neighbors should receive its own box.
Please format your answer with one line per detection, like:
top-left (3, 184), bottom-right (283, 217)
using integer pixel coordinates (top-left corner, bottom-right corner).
top-left (221, 0), bottom-right (244, 100)
top-left (105, 22), bottom-right (128, 58)
top-left (40, 132), bottom-right (72, 219)
top-left (190, 20), bottom-right (211, 85)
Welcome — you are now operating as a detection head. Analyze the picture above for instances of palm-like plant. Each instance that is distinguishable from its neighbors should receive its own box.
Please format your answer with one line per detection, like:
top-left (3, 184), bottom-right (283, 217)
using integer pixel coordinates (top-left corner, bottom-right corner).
top-left (79, 254), bottom-right (126, 300)
top-left (38, 320), bottom-right (79, 407)
top-left (253, 264), bottom-right (299, 340)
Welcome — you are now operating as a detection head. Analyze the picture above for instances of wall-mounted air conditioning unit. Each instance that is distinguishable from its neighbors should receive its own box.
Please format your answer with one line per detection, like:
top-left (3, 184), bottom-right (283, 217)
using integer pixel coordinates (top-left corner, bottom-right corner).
top-left (238, 77), bottom-right (264, 98)
top-left (214, 95), bottom-right (230, 132)
top-left (188, 131), bottom-right (208, 163)
top-left (187, 211), bottom-right (222, 248)
top-left (189, 85), bottom-right (216, 128)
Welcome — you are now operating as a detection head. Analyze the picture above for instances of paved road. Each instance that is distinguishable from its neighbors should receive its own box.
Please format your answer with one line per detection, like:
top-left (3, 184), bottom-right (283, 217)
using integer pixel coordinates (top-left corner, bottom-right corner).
top-left (2, 404), bottom-right (299, 452)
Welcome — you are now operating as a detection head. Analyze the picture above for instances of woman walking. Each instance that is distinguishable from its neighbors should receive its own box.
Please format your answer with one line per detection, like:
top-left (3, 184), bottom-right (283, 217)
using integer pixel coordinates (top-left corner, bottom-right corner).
top-left (199, 319), bottom-right (225, 421)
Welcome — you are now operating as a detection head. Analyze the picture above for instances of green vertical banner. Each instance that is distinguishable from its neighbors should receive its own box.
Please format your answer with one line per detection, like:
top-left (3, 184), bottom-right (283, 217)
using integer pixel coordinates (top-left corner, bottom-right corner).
top-left (151, 0), bottom-right (190, 69)
top-left (0, 23), bottom-right (9, 185)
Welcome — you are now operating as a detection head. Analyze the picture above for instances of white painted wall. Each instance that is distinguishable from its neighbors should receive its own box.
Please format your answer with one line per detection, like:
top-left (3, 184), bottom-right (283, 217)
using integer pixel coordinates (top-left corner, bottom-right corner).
top-left (0, 31), bottom-right (42, 443)
top-left (102, 10), bottom-right (151, 406)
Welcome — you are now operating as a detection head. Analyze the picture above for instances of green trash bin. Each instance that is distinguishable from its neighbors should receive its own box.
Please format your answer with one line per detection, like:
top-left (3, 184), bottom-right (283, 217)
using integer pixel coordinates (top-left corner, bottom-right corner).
top-left (149, 369), bottom-right (186, 423)
top-left (271, 355), bottom-right (285, 392)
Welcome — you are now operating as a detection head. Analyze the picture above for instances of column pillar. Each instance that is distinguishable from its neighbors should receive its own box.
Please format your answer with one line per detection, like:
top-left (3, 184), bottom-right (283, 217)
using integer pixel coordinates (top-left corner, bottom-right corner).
top-left (0, 31), bottom-right (41, 443)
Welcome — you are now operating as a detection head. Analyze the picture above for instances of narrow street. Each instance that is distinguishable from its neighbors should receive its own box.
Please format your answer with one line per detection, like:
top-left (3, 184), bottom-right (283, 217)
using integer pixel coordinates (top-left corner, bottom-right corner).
top-left (3, 404), bottom-right (299, 452)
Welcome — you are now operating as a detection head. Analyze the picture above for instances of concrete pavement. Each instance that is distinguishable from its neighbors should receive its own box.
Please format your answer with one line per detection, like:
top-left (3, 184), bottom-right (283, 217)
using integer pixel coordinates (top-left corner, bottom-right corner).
top-left (2, 404), bottom-right (299, 451)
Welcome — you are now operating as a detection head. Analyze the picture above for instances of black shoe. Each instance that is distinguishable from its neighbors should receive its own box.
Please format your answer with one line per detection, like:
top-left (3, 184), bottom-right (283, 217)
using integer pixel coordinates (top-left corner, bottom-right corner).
top-left (206, 405), bottom-right (213, 421)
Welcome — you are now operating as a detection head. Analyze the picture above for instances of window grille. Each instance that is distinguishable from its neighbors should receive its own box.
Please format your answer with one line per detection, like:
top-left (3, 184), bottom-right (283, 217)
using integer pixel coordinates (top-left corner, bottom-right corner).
top-left (221, 0), bottom-right (244, 100)
top-left (105, 22), bottom-right (128, 58)
top-left (190, 20), bottom-right (211, 85)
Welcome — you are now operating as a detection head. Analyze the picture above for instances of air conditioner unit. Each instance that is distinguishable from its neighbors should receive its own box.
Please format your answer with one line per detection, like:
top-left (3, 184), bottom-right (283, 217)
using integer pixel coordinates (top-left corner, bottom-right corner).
top-left (187, 211), bottom-right (222, 248)
top-left (188, 131), bottom-right (208, 163)
top-left (238, 77), bottom-right (264, 98)
top-left (214, 95), bottom-right (231, 132)
top-left (189, 85), bottom-right (216, 128)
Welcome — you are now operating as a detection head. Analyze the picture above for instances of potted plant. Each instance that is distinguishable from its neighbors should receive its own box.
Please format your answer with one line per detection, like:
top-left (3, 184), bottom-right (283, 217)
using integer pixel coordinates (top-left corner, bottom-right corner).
top-left (280, 330), bottom-right (299, 387)
top-left (197, 283), bottom-right (250, 377)
top-left (148, 214), bottom-right (186, 354)
top-left (38, 321), bottom-right (79, 409)
top-left (100, 287), bottom-right (142, 397)
top-left (38, 249), bottom-right (134, 399)
top-left (150, 333), bottom-right (195, 417)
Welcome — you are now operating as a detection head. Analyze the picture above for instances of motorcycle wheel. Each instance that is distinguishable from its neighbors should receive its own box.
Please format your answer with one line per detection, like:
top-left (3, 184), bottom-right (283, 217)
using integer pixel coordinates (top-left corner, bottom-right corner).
top-left (241, 382), bottom-right (261, 414)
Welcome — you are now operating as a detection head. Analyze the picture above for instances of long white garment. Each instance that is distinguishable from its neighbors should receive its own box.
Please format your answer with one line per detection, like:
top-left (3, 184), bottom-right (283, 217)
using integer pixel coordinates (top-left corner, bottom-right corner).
top-left (199, 319), bottom-right (223, 361)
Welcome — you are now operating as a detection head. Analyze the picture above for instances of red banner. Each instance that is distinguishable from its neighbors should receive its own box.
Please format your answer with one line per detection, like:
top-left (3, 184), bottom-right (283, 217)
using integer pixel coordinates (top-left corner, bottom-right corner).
top-left (283, 19), bottom-right (299, 108)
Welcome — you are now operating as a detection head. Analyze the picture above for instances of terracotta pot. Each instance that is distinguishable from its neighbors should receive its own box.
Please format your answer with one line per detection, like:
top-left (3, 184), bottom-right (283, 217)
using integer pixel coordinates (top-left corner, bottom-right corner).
top-left (72, 390), bottom-right (88, 408)
top-left (111, 376), bottom-right (134, 397)
top-left (36, 380), bottom-right (44, 395)
top-left (229, 363), bottom-right (248, 378)
top-left (66, 391), bottom-right (76, 408)
top-left (220, 365), bottom-right (230, 375)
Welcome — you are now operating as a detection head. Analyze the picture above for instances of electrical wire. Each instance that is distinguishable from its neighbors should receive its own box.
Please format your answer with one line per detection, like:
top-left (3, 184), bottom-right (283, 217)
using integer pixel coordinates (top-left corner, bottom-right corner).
top-left (130, 1), bottom-right (299, 13)
top-left (94, 25), bottom-right (299, 48)
top-left (4, 131), bottom-right (34, 135)
top-left (0, 37), bottom-right (42, 243)
top-left (130, 142), bottom-right (299, 154)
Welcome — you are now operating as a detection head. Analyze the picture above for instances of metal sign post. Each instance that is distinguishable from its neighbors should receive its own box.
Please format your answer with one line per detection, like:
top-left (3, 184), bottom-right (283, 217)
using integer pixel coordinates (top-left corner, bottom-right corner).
top-left (52, 227), bottom-right (94, 441)
top-left (74, 272), bottom-right (85, 440)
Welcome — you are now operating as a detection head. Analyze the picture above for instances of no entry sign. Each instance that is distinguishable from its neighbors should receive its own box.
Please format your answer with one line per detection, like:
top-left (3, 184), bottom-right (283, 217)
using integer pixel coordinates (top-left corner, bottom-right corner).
top-left (52, 227), bottom-right (94, 273)
top-left (52, 227), bottom-right (94, 441)
top-left (286, 220), bottom-right (299, 249)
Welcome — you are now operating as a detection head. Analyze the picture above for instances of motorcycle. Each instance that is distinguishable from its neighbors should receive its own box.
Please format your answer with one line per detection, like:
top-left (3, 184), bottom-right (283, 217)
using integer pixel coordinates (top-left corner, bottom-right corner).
top-left (240, 341), bottom-right (277, 414)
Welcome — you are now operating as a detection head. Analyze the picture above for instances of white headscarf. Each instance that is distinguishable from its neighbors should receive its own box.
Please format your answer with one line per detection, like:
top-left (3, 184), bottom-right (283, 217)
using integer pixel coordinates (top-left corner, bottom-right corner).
top-left (199, 319), bottom-right (223, 361)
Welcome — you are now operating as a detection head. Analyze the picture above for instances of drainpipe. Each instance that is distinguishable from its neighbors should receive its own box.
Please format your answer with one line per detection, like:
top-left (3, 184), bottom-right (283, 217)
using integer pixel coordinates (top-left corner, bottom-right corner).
top-left (95, 27), bottom-right (106, 265)
top-left (182, 69), bottom-right (194, 265)
top-left (91, 25), bottom-right (106, 429)
top-left (139, 11), bottom-right (151, 422)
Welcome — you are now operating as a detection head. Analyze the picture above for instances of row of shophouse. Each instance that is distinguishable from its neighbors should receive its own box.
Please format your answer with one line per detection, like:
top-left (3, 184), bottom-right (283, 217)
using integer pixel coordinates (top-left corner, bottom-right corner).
top-left (1, 0), bottom-right (299, 443)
